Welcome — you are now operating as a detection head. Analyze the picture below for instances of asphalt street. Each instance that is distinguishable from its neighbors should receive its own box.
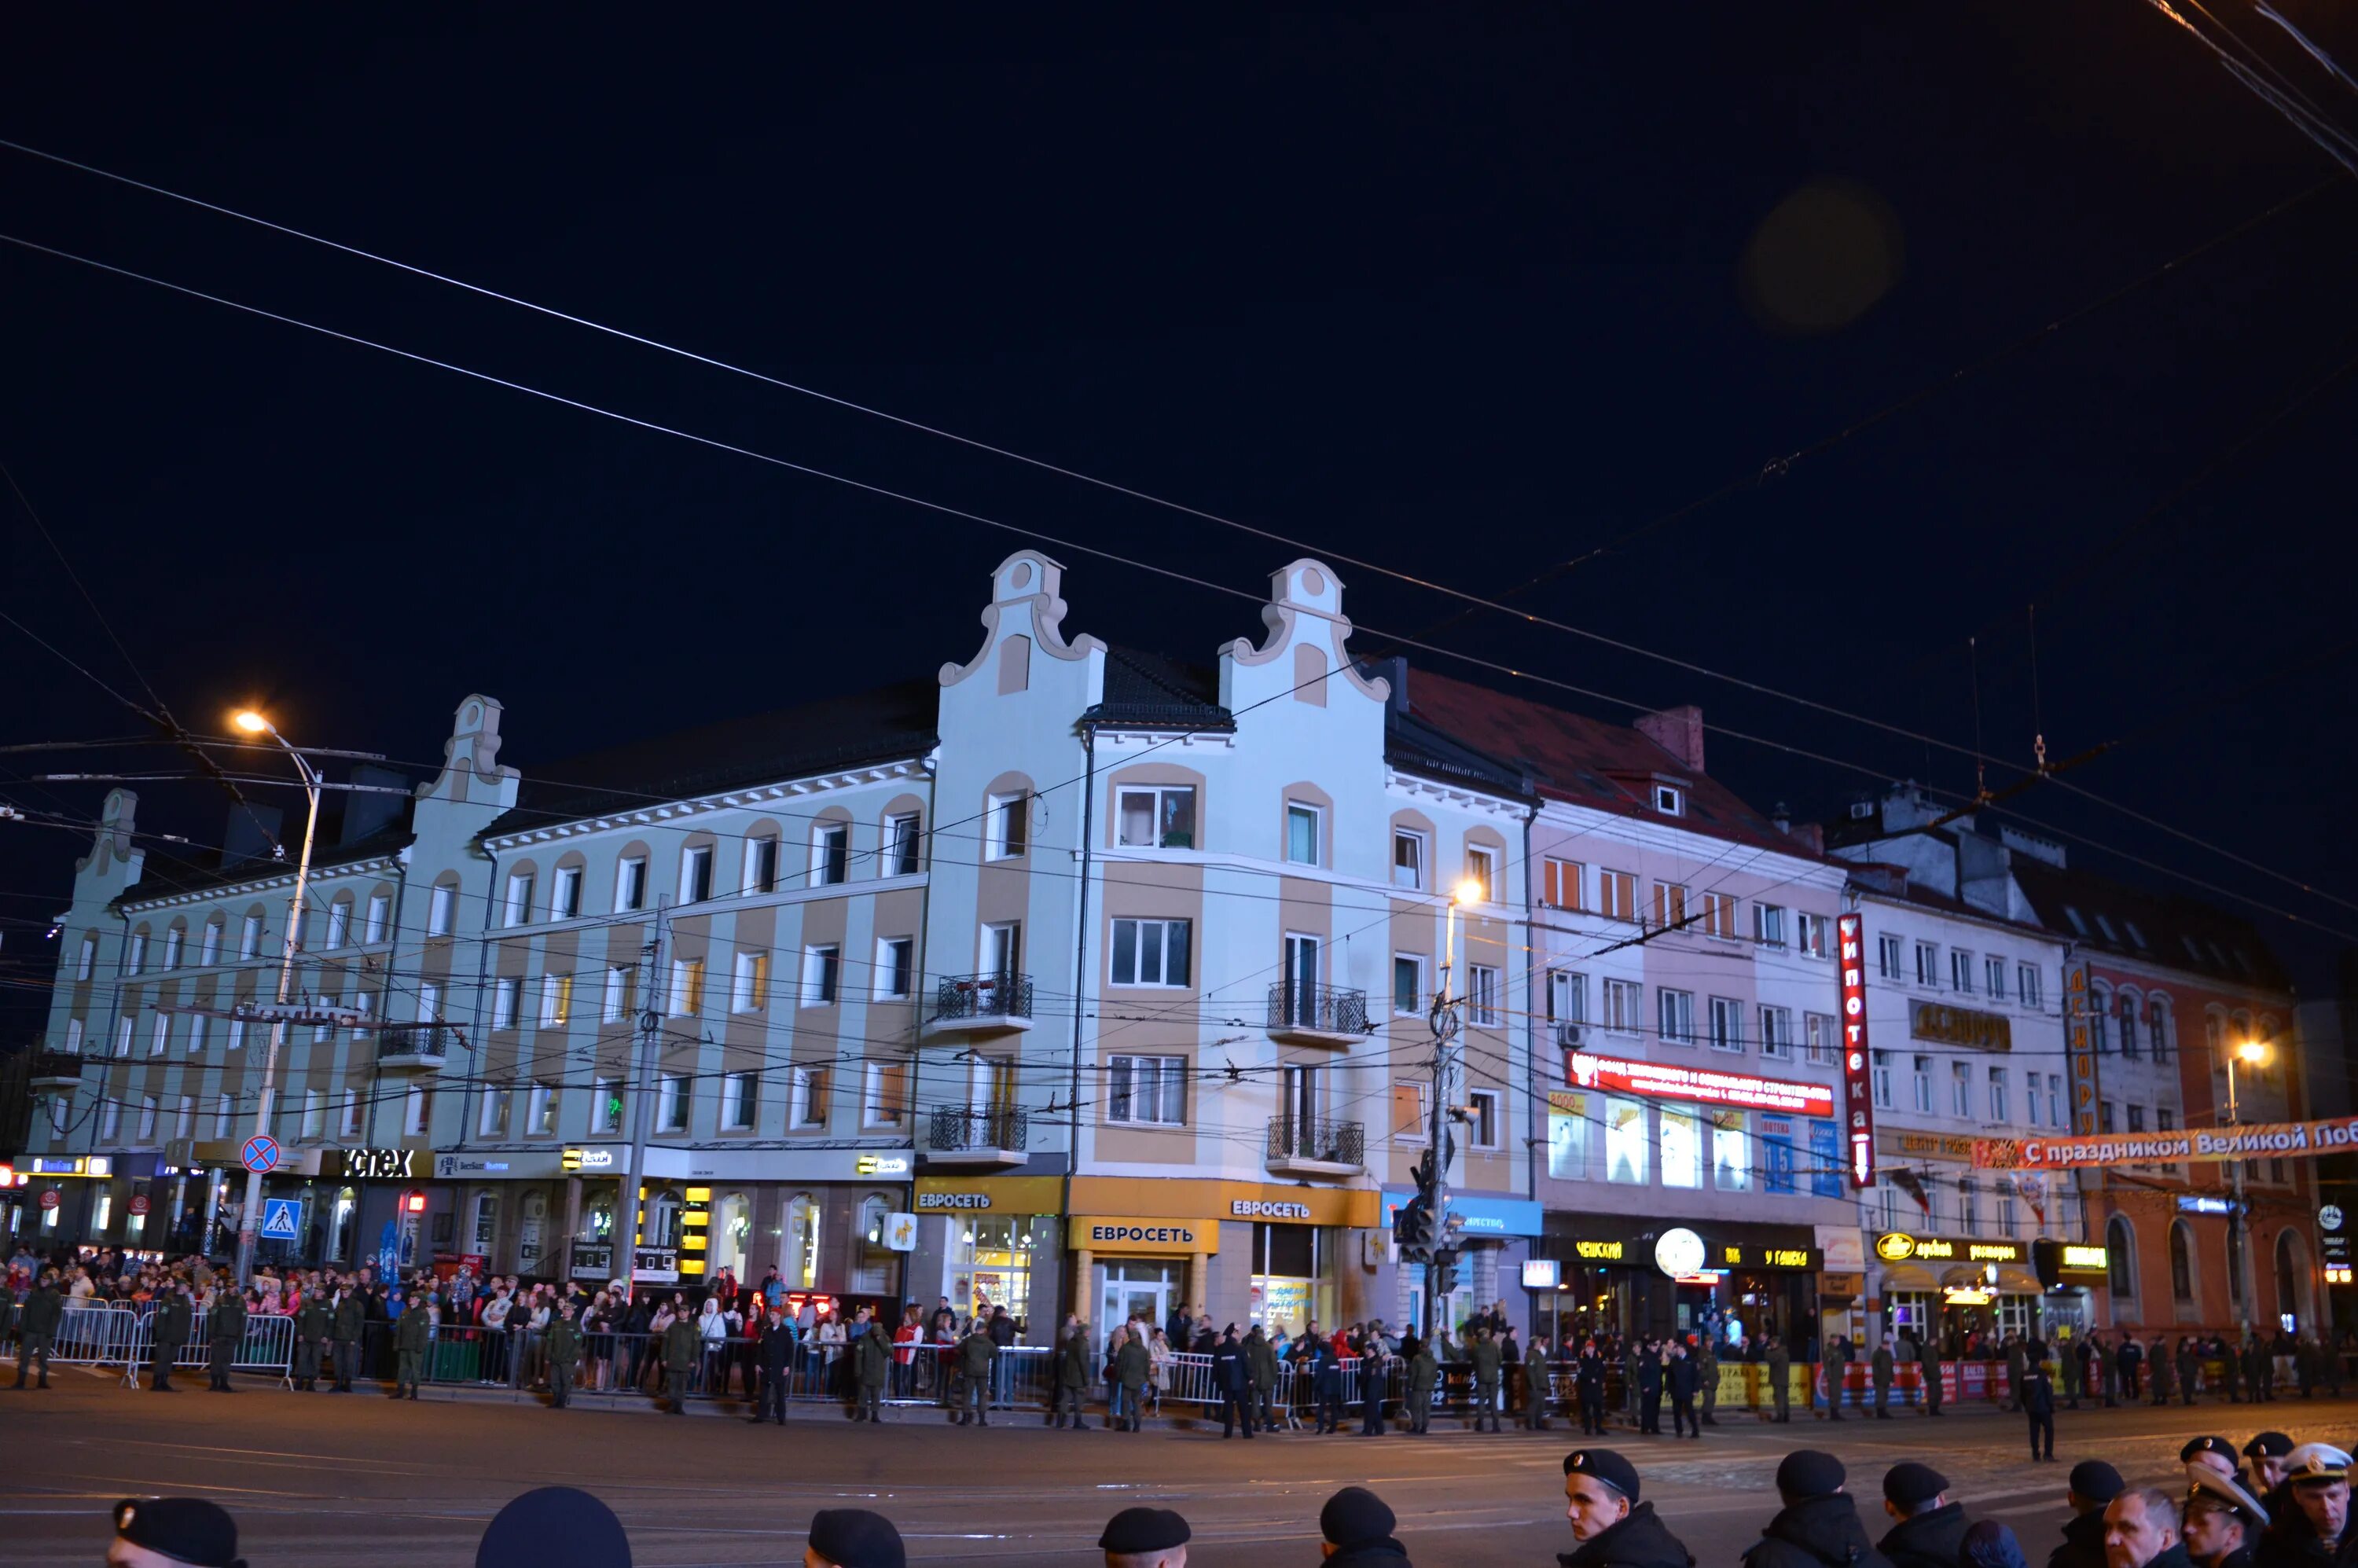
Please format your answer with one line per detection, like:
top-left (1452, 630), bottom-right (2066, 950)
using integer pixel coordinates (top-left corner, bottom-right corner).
top-left (5, 1367), bottom-right (2353, 1568)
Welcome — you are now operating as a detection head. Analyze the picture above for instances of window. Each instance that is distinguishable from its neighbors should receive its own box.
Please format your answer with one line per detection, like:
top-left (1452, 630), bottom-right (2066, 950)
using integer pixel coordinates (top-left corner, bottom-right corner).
top-left (1872, 1051), bottom-right (1893, 1109)
top-left (1547, 970), bottom-right (1586, 1025)
top-left (1547, 1089), bottom-right (1589, 1177)
top-left (77, 935), bottom-right (97, 979)
top-left (721, 1071), bottom-right (758, 1131)
top-left (477, 1083), bottom-right (512, 1137)
top-left (415, 982), bottom-right (441, 1024)
top-left (602, 965), bottom-right (633, 1023)
top-left (406, 1085), bottom-right (433, 1137)
top-left (801, 945), bottom-right (840, 1006)
top-left (1698, 891), bottom-right (1738, 939)
top-left (1804, 1011), bottom-right (1836, 1066)
top-left (733, 952), bottom-right (769, 1012)
top-left (365, 894), bottom-right (391, 943)
top-left (2099, 1100), bottom-right (2116, 1133)
top-left (491, 976), bottom-right (522, 1030)
top-left (427, 887), bottom-right (455, 938)
top-left (127, 931), bottom-right (148, 974)
top-left (1284, 802), bottom-right (1320, 866)
top-left (1914, 942), bottom-right (1940, 986)
top-left (1652, 881), bottom-right (1689, 931)
top-left (519, 1081), bottom-right (552, 1137)
top-left (1989, 1067), bottom-right (2009, 1123)
top-left (885, 813), bottom-right (921, 876)
top-left (1393, 1081), bottom-right (1429, 1145)
top-left (227, 1019), bottom-right (247, 1052)
top-left (1912, 1056), bottom-right (1934, 1113)
top-left (1951, 1062), bottom-right (1971, 1118)
top-left (812, 824), bottom-right (850, 887)
top-left (1795, 913), bottom-right (1829, 958)
top-left (1393, 955), bottom-right (1426, 1016)
top-left (861, 1062), bottom-right (905, 1127)
top-left (980, 921), bottom-right (1021, 980)
top-left (215, 1093), bottom-right (235, 1139)
top-left (64, 1017), bottom-right (83, 1054)
top-left (656, 1073), bottom-right (689, 1133)
top-left (590, 1078), bottom-right (621, 1135)
top-left (615, 856), bottom-right (647, 913)
top-left (1467, 965), bottom-right (1501, 1026)
top-left (324, 902), bottom-right (350, 951)
top-left (1597, 870), bottom-right (1637, 921)
top-left (670, 958), bottom-right (706, 1016)
top-left (1654, 784), bottom-right (1684, 816)
top-left (1760, 1005), bottom-right (1794, 1059)
top-left (2170, 1222), bottom-right (2195, 1302)
top-left (503, 872), bottom-right (534, 927)
top-left (1658, 988), bottom-right (1695, 1045)
top-left (150, 1015), bottom-right (170, 1056)
top-left (1118, 786), bottom-right (1198, 850)
top-left (2158, 1107), bottom-right (2178, 1171)
top-left (1108, 1055), bottom-right (1187, 1126)
top-left (1878, 935), bottom-right (1902, 979)
top-left (679, 846), bottom-right (714, 905)
top-left (1754, 903), bottom-right (1787, 946)
top-left (1102, 913), bottom-right (1193, 988)
top-left (1659, 1104), bottom-right (1701, 1188)
top-left (115, 1016), bottom-right (134, 1057)
top-left (2119, 993), bottom-right (2141, 1059)
top-left (1605, 1096), bottom-right (1648, 1184)
top-left (987, 792), bottom-right (1029, 860)
top-left (2127, 1104), bottom-right (2146, 1133)
top-left (99, 1098), bottom-right (123, 1140)
top-left (1985, 955), bottom-right (2007, 998)
top-left (1950, 949), bottom-right (1974, 992)
top-left (545, 865), bottom-right (580, 920)
top-left (541, 973), bottom-right (574, 1027)
top-left (162, 928), bottom-right (183, 969)
top-left (1468, 1088), bottom-right (1502, 1150)
top-left (1463, 846), bottom-right (1497, 903)
top-left (791, 1067), bottom-right (828, 1129)
top-left (876, 936), bottom-right (914, 1000)
top-left (1706, 996), bottom-right (1743, 1052)
top-left (1601, 978), bottom-right (1641, 1032)
top-left (1542, 856), bottom-right (1585, 910)
top-left (138, 1096), bottom-right (159, 1141)
top-left (1713, 1110), bottom-right (1750, 1191)
top-left (743, 837), bottom-right (780, 895)
top-left (2091, 992), bottom-right (2113, 1054)
top-left (2150, 997), bottom-right (2174, 1063)
top-left (2108, 1216), bottom-right (2136, 1296)
top-left (1959, 1177), bottom-right (1980, 1232)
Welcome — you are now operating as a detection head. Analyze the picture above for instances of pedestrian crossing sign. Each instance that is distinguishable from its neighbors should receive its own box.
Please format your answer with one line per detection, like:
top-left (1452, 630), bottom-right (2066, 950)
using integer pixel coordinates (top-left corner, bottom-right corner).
top-left (260, 1199), bottom-right (301, 1240)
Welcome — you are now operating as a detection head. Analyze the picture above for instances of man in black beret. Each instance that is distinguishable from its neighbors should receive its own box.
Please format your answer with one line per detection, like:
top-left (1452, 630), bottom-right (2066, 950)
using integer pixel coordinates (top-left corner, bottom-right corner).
top-left (1562, 1449), bottom-right (1694, 1568)
top-left (1881, 1463), bottom-right (1970, 1568)
top-left (1744, 1452), bottom-right (1893, 1568)
top-left (2183, 1439), bottom-right (2246, 1490)
top-left (476, 1487), bottom-right (631, 1568)
top-left (1099, 1506), bottom-right (1190, 1568)
top-left (1320, 1486), bottom-right (1409, 1568)
top-left (2242, 1434), bottom-right (2294, 1504)
top-left (2055, 1463), bottom-right (2128, 1568)
top-left (808, 1507), bottom-right (906, 1568)
top-left (111, 1498), bottom-right (246, 1568)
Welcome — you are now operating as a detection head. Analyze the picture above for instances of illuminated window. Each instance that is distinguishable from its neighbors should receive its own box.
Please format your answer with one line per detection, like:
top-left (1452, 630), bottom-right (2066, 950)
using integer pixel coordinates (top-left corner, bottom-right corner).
top-left (1659, 1104), bottom-right (1701, 1188)
top-left (1548, 1092), bottom-right (1589, 1179)
top-left (1605, 1096), bottom-right (1647, 1184)
top-left (1711, 1110), bottom-right (1750, 1192)
top-left (1118, 786), bottom-right (1197, 850)
top-left (1596, 870), bottom-right (1636, 921)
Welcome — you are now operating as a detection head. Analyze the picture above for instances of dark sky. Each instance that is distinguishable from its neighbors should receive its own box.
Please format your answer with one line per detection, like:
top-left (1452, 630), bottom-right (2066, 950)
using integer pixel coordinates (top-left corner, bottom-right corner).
top-left (5, 6), bottom-right (2357, 1031)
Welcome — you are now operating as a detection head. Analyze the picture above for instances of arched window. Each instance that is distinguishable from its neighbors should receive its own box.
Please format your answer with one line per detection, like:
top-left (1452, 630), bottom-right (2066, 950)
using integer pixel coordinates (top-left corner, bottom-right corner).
top-left (716, 1192), bottom-right (752, 1280)
top-left (854, 1194), bottom-right (894, 1292)
top-left (2149, 997), bottom-right (2173, 1063)
top-left (784, 1192), bottom-right (821, 1289)
top-left (2169, 1221), bottom-right (2195, 1302)
top-left (2091, 988), bottom-right (2113, 1054)
top-left (2117, 991), bottom-right (2142, 1060)
top-left (2106, 1216), bottom-right (2137, 1297)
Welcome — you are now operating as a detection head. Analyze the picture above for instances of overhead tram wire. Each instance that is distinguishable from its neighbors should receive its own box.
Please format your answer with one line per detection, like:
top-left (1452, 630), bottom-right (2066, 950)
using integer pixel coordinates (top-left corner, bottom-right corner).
top-left (10, 236), bottom-right (2355, 945)
top-left (2, 139), bottom-right (2345, 829)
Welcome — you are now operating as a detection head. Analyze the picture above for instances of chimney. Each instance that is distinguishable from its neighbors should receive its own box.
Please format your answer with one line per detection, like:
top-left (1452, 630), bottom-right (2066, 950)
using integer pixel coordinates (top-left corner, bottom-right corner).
top-left (337, 765), bottom-right (410, 846)
top-left (1636, 705), bottom-right (1704, 773)
top-left (1771, 801), bottom-right (1792, 835)
top-left (222, 802), bottom-right (285, 866)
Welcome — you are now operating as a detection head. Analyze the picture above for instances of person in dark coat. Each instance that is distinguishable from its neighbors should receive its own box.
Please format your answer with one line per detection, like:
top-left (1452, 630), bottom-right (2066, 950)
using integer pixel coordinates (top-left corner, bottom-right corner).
top-left (293, 1289), bottom-right (329, 1391)
top-left (1577, 1338), bottom-right (1611, 1434)
top-left (1742, 1452), bottom-right (1894, 1568)
top-left (2053, 1463), bottom-right (2126, 1568)
top-left (1052, 1317), bottom-right (1091, 1430)
top-left (2183, 1470), bottom-right (2268, 1568)
top-left (854, 1316), bottom-right (891, 1423)
top-left (1244, 1325), bottom-right (1279, 1434)
top-left (751, 1305), bottom-right (794, 1424)
top-left (206, 1288), bottom-right (248, 1392)
top-left (2119, 1337), bottom-right (2146, 1403)
top-left (2256, 1443), bottom-right (2352, 1568)
top-left (1403, 1335), bottom-right (1437, 1436)
top-left (1966, 1522), bottom-right (2031, 1568)
top-left (1562, 1449), bottom-right (1695, 1568)
top-left (1666, 1343), bottom-right (1700, 1440)
top-left (2179, 1338), bottom-right (2205, 1407)
top-left (1468, 1327), bottom-right (1505, 1434)
top-left (149, 1284), bottom-right (192, 1392)
top-left (1919, 1335), bottom-right (1945, 1418)
top-left (2104, 1487), bottom-right (2196, 1568)
top-left (1359, 1337), bottom-right (1390, 1436)
top-left (11, 1272), bottom-right (63, 1390)
top-left (1870, 1341), bottom-right (1894, 1419)
top-left (1309, 1335), bottom-right (1345, 1434)
top-left (1635, 1342), bottom-right (1663, 1435)
top-left (1879, 1463), bottom-right (1970, 1568)
top-left (1765, 1336), bottom-right (1793, 1425)
top-left (2021, 1358), bottom-right (2058, 1462)
top-left (329, 1287), bottom-right (365, 1393)
top-left (1321, 1486), bottom-right (1412, 1568)
top-left (1211, 1325), bottom-right (1254, 1439)
top-left (545, 1300), bottom-right (582, 1410)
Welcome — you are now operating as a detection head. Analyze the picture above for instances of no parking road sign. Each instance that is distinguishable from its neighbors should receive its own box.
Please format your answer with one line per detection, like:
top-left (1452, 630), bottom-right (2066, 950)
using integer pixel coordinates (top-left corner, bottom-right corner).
top-left (240, 1134), bottom-right (280, 1173)
top-left (260, 1199), bottom-right (301, 1240)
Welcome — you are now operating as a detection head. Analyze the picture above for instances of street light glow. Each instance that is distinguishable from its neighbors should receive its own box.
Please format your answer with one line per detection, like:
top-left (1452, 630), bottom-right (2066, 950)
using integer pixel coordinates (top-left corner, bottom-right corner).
top-left (2236, 1039), bottom-right (2272, 1065)
top-left (231, 710), bottom-right (270, 734)
top-left (1453, 877), bottom-right (1484, 905)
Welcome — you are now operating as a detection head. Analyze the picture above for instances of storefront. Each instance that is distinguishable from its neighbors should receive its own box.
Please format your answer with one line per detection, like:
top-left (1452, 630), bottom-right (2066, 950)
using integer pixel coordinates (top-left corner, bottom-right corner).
top-left (1376, 1189), bottom-right (1544, 1338)
top-left (1068, 1177), bottom-right (1379, 1346)
top-left (1535, 1215), bottom-right (1823, 1346)
top-left (909, 1173), bottom-right (1066, 1333)
top-left (1871, 1229), bottom-right (2090, 1350)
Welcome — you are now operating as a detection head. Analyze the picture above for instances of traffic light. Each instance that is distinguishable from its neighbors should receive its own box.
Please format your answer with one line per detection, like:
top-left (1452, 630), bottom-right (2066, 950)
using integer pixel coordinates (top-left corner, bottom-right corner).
top-left (1431, 1247), bottom-right (1460, 1299)
top-left (1394, 1193), bottom-right (1437, 1258)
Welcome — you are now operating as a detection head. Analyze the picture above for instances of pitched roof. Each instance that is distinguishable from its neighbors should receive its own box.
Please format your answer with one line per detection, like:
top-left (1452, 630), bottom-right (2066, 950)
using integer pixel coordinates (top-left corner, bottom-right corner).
top-left (2011, 857), bottom-right (2291, 993)
top-left (479, 678), bottom-right (940, 839)
top-left (115, 817), bottom-right (417, 908)
top-left (1088, 645), bottom-right (1232, 730)
top-left (1397, 668), bottom-right (1803, 854)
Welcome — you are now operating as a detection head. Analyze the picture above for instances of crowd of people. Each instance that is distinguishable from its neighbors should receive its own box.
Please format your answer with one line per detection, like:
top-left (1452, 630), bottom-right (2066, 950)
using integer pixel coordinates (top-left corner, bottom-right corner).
top-left (90, 1420), bottom-right (2358, 1568)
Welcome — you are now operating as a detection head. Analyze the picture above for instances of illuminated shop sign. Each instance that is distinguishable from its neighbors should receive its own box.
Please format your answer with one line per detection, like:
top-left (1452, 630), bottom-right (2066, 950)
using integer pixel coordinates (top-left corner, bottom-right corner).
top-left (1563, 1052), bottom-right (1834, 1115)
top-left (1875, 1232), bottom-right (2025, 1264)
top-left (1837, 913), bottom-right (1876, 1189)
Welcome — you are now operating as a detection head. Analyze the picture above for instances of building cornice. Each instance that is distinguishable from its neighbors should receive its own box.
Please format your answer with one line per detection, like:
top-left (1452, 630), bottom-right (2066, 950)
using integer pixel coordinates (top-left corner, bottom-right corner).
top-left (481, 759), bottom-right (928, 852)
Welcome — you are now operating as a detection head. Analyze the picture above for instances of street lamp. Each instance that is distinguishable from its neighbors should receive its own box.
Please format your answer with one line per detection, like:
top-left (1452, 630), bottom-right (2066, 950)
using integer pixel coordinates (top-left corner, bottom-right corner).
top-left (229, 709), bottom-right (323, 1287)
top-left (2226, 1037), bottom-right (2274, 1339)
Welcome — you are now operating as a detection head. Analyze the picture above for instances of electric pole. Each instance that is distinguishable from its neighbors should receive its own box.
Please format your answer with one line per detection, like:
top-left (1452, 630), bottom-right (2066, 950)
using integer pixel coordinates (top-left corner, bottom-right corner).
top-left (1394, 888), bottom-right (1470, 1335)
top-left (619, 900), bottom-right (667, 1304)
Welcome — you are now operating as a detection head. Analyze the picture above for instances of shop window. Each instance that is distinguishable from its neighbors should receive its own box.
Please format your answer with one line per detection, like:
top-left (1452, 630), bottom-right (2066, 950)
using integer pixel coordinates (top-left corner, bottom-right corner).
top-left (1761, 1115), bottom-right (1798, 1194)
top-left (854, 1194), bottom-right (894, 1294)
top-left (784, 1194), bottom-right (821, 1290)
top-left (1605, 1097), bottom-right (1647, 1184)
top-left (1547, 1092), bottom-right (1589, 1179)
top-left (1250, 1221), bottom-right (1326, 1336)
top-left (717, 1193), bottom-right (752, 1280)
top-left (1711, 1110), bottom-right (1750, 1191)
top-left (957, 1214), bottom-right (1035, 1322)
top-left (1660, 1104), bottom-right (1701, 1188)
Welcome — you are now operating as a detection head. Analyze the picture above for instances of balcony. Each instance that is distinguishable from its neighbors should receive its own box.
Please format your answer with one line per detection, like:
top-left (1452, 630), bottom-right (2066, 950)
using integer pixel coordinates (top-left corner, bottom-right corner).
top-left (926, 1106), bottom-right (1030, 1170)
top-left (30, 1051), bottom-right (86, 1090)
top-left (374, 1023), bottom-right (450, 1071)
top-left (921, 973), bottom-right (1035, 1042)
top-left (1265, 1116), bottom-right (1365, 1177)
top-left (1267, 982), bottom-right (1372, 1048)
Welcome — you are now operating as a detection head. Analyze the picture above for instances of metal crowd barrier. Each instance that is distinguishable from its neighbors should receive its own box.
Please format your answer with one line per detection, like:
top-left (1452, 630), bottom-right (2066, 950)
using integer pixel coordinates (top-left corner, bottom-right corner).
top-left (112, 1309), bottom-right (296, 1386)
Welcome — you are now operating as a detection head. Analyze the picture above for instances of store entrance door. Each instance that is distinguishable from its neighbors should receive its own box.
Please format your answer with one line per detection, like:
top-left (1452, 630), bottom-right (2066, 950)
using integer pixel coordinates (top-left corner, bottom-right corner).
top-left (1101, 1261), bottom-right (1181, 1351)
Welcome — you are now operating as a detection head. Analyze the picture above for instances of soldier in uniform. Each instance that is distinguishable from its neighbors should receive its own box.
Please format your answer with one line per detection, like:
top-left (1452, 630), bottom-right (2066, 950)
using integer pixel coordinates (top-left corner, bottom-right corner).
top-left (1563, 1447), bottom-right (1693, 1568)
top-left (854, 1312), bottom-right (891, 1423)
top-left (1868, 1337), bottom-right (1893, 1419)
top-left (294, 1288), bottom-right (329, 1391)
top-left (150, 1283), bottom-right (192, 1391)
top-left (662, 1304), bottom-right (700, 1413)
top-left (1244, 1324), bottom-right (1278, 1434)
top-left (1699, 1333), bottom-right (1721, 1427)
top-left (329, 1284), bottom-right (365, 1394)
top-left (1464, 1324), bottom-right (1502, 1433)
top-left (545, 1299), bottom-right (581, 1409)
top-left (1402, 1334), bottom-right (1437, 1435)
top-left (393, 1291), bottom-right (430, 1400)
top-left (206, 1286), bottom-right (248, 1392)
top-left (1524, 1332), bottom-right (1554, 1430)
top-left (808, 1508), bottom-right (908, 1568)
top-left (2179, 1337), bottom-right (2205, 1407)
top-left (1098, 1506), bottom-right (1190, 1568)
top-left (1052, 1316), bottom-right (1092, 1429)
top-left (953, 1316), bottom-right (996, 1427)
top-left (1575, 1336), bottom-right (1608, 1434)
top-left (1920, 1333), bottom-right (1945, 1418)
top-left (12, 1270), bottom-right (62, 1390)
top-left (1768, 1335), bottom-right (1794, 1424)
top-left (1113, 1323), bottom-right (1150, 1432)
top-left (751, 1304), bottom-right (794, 1424)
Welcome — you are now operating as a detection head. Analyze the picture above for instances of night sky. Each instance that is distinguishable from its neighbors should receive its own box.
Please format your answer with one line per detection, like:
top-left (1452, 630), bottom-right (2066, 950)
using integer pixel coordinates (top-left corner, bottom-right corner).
top-left (5, 7), bottom-right (2356, 1034)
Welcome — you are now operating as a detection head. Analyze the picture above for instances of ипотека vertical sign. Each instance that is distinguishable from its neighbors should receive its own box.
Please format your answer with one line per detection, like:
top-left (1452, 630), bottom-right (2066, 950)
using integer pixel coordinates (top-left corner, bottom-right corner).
top-left (1837, 913), bottom-right (1875, 1189)
top-left (2065, 960), bottom-right (2099, 1134)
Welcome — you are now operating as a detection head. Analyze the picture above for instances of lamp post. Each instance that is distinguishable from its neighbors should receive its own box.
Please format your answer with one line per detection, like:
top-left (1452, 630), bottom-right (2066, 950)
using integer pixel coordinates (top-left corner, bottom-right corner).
top-left (1416, 876), bottom-right (1486, 1333)
top-left (2226, 1037), bottom-right (2272, 1339)
top-left (230, 709), bottom-right (322, 1286)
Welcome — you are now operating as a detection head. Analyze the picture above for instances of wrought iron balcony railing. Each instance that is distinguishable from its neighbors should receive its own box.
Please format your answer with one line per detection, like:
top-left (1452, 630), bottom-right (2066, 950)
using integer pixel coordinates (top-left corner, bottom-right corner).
top-left (1267, 981), bottom-right (1371, 1037)
top-left (931, 1105), bottom-right (1029, 1153)
top-left (1266, 1116), bottom-right (1365, 1167)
